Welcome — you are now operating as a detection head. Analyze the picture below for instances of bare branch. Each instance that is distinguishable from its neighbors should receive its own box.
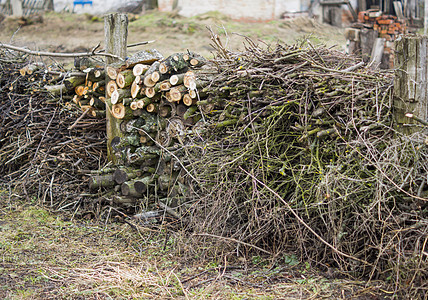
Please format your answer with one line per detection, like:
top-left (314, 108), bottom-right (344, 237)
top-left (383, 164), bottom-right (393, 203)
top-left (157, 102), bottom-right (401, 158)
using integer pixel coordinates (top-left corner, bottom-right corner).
top-left (0, 42), bottom-right (124, 60)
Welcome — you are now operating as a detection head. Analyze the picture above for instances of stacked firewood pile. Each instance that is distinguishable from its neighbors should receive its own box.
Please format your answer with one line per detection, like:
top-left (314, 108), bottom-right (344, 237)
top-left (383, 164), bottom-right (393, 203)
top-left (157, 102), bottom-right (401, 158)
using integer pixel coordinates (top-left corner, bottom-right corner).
top-left (0, 49), bottom-right (107, 214)
top-left (1, 35), bottom-right (426, 297)
top-left (86, 49), bottom-right (212, 209)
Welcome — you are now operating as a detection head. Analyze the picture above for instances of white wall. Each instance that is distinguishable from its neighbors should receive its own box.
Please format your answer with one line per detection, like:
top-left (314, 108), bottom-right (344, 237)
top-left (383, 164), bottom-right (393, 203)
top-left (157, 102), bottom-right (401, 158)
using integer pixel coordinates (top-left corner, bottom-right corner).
top-left (159, 0), bottom-right (305, 21)
top-left (54, 0), bottom-right (339, 20)
top-left (54, 0), bottom-right (134, 14)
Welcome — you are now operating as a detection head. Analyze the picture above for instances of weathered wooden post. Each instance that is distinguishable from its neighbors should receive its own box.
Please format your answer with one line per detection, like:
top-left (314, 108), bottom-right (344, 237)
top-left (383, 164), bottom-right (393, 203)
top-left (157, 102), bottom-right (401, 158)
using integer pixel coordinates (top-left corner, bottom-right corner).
top-left (425, 0), bottom-right (428, 35)
top-left (394, 35), bottom-right (428, 134)
top-left (104, 13), bottom-right (128, 163)
top-left (11, 0), bottom-right (23, 17)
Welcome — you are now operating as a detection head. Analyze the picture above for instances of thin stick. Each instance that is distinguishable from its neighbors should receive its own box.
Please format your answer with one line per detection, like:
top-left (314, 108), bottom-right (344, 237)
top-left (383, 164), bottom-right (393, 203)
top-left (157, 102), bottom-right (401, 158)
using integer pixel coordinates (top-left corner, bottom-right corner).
top-left (0, 43), bottom-right (123, 60)
top-left (68, 108), bottom-right (90, 130)
top-left (127, 40), bottom-right (156, 48)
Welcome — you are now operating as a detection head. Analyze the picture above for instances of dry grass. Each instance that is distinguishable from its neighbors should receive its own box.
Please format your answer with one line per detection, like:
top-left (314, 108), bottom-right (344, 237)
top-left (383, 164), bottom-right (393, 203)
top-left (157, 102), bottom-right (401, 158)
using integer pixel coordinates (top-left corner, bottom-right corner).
top-left (0, 197), bottom-right (391, 299)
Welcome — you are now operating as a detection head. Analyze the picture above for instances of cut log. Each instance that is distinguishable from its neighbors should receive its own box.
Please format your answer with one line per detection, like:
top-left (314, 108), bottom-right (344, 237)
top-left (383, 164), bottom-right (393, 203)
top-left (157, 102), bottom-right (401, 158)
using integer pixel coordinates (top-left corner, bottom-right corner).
top-left (127, 149), bottom-right (159, 165)
top-left (134, 75), bottom-right (142, 84)
top-left (159, 101), bottom-right (175, 117)
top-left (111, 103), bottom-right (133, 119)
top-left (20, 62), bottom-right (44, 76)
top-left (91, 110), bottom-right (106, 118)
top-left (89, 173), bottom-right (115, 190)
top-left (130, 101), bottom-right (139, 110)
top-left (75, 85), bottom-right (88, 96)
top-left (93, 69), bottom-right (105, 79)
top-left (142, 166), bottom-right (156, 174)
top-left (183, 71), bottom-right (196, 89)
top-left (198, 102), bottom-right (215, 114)
top-left (143, 61), bottom-right (160, 87)
top-left (92, 80), bottom-right (106, 93)
top-left (159, 51), bottom-right (205, 75)
top-left (146, 103), bottom-right (157, 113)
top-left (158, 173), bottom-right (178, 191)
top-left (85, 80), bottom-right (93, 90)
top-left (183, 93), bottom-right (197, 106)
top-left (106, 65), bottom-right (119, 80)
top-left (145, 87), bottom-right (157, 98)
top-left (137, 97), bottom-right (152, 109)
top-left (164, 91), bottom-right (172, 102)
top-left (169, 73), bottom-right (184, 86)
top-left (89, 97), bottom-right (105, 109)
top-left (122, 98), bottom-right (133, 106)
top-left (111, 88), bottom-right (131, 105)
top-left (143, 75), bottom-right (156, 87)
top-left (176, 103), bottom-right (188, 118)
top-left (113, 167), bottom-right (142, 184)
top-left (125, 49), bottom-right (164, 68)
top-left (64, 76), bottom-right (86, 90)
top-left (80, 105), bottom-right (93, 113)
top-left (190, 58), bottom-right (202, 67)
top-left (116, 69), bottom-right (136, 88)
top-left (159, 80), bottom-right (172, 91)
top-left (151, 70), bottom-right (161, 83)
top-left (121, 180), bottom-right (143, 197)
top-left (72, 95), bottom-right (81, 105)
top-left (133, 63), bottom-right (150, 76)
top-left (106, 80), bottom-right (118, 97)
top-left (134, 176), bottom-right (155, 194)
top-left (159, 53), bottom-right (189, 74)
top-left (170, 85), bottom-right (187, 102)
top-left (131, 79), bottom-right (141, 98)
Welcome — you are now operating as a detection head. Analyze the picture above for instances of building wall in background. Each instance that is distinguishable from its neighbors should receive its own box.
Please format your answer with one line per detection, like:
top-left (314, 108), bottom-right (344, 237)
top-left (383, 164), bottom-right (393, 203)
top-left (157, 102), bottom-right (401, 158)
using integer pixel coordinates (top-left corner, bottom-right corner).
top-left (54, 0), bottom-right (131, 14)
top-left (52, 0), bottom-right (360, 21)
top-left (158, 0), bottom-right (303, 21)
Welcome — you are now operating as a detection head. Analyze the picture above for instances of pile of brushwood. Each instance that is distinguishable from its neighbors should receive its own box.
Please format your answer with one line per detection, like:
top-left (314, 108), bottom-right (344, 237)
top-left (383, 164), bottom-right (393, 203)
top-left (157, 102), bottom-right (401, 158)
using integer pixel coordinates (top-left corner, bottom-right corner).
top-left (0, 48), bottom-right (107, 214)
top-left (1, 35), bottom-right (427, 297)
top-left (178, 36), bottom-right (427, 297)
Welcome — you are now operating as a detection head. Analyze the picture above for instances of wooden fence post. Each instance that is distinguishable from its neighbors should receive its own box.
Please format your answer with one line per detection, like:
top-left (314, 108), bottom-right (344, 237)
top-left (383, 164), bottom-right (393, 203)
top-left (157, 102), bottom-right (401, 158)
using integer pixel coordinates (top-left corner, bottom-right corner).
top-left (394, 35), bottom-right (428, 134)
top-left (104, 13), bottom-right (128, 163)
top-left (11, 0), bottom-right (23, 16)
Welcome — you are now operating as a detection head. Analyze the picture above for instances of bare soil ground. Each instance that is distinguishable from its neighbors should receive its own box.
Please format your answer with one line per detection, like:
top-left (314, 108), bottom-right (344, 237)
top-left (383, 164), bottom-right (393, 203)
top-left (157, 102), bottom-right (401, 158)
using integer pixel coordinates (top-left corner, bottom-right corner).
top-left (0, 11), bottom-right (390, 299)
top-left (0, 11), bottom-right (347, 60)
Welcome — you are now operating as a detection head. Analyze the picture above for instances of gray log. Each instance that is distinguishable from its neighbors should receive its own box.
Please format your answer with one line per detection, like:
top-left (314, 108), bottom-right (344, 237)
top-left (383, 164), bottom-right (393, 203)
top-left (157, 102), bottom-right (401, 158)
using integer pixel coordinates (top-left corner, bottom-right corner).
top-left (105, 13), bottom-right (128, 164)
